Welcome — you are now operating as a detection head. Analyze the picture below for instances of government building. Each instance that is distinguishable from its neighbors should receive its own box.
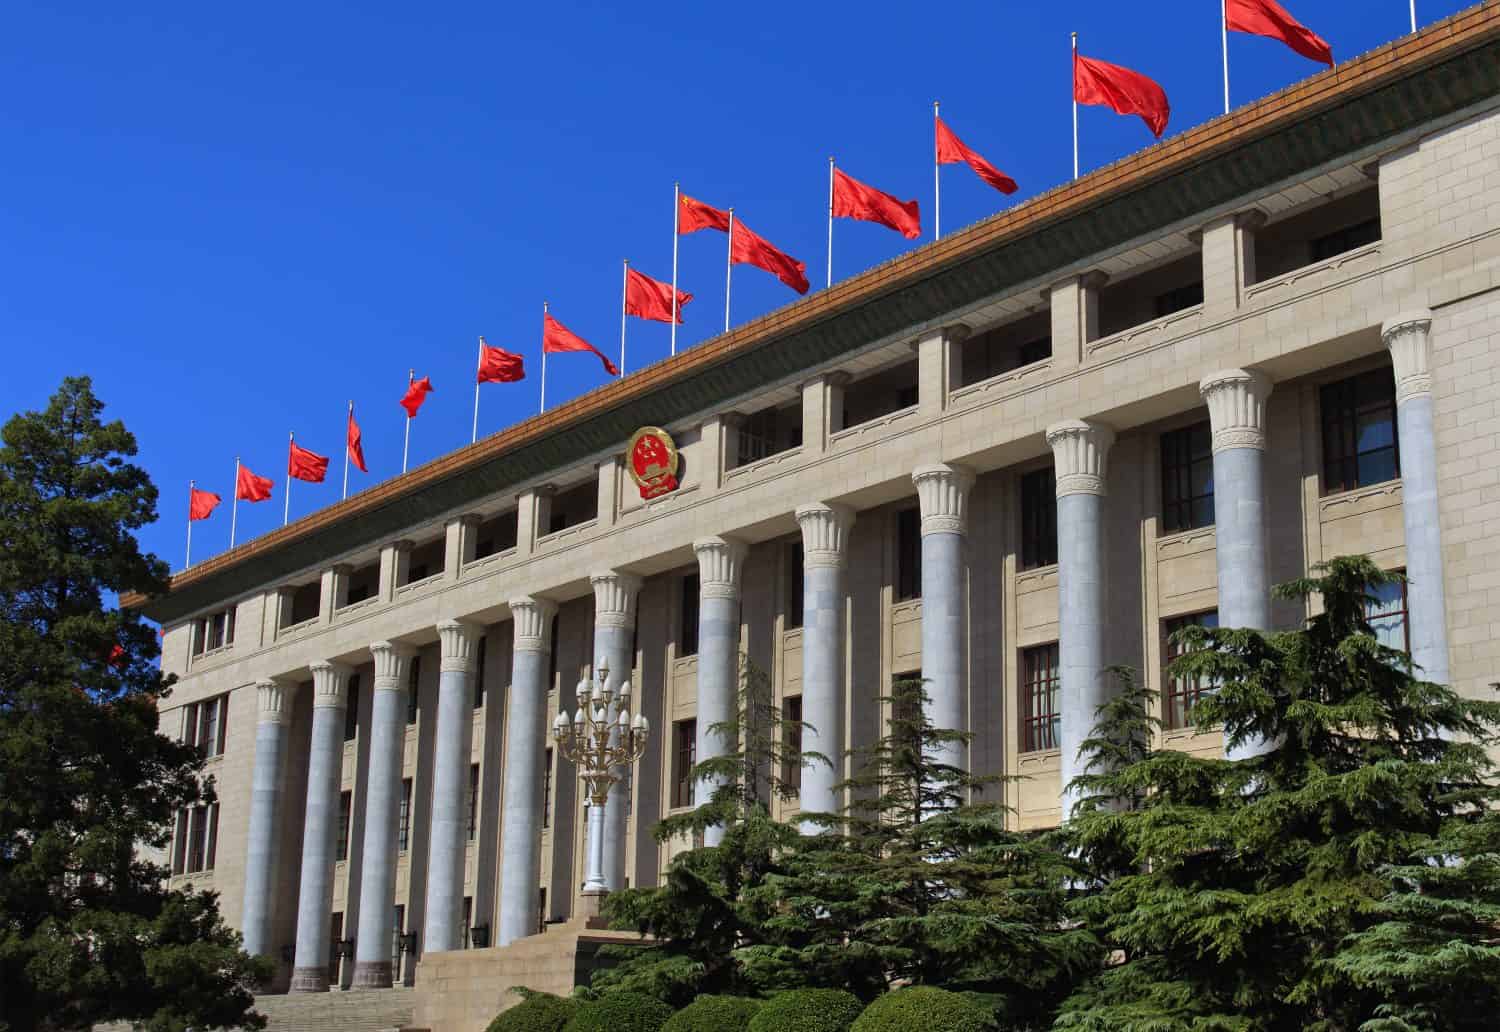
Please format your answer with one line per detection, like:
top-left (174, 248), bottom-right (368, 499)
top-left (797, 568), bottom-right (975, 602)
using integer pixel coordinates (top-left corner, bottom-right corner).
top-left (130, 7), bottom-right (1500, 1027)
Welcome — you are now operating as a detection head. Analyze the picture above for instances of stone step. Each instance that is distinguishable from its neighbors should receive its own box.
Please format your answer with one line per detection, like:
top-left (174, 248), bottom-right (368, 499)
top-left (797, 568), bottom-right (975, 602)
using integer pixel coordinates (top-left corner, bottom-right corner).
top-left (248, 986), bottom-right (416, 1032)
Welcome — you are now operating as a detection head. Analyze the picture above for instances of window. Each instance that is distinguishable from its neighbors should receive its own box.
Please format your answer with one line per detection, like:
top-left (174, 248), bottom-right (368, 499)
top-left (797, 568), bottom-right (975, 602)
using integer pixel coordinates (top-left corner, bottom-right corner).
top-left (391, 905), bottom-right (405, 971)
top-left (397, 778), bottom-right (413, 852)
top-left (1160, 421), bottom-right (1215, 533)
top-left (344, 675), bottom-right (361, 742)
top-left (467, 764), bottom-right (480, 842)
top-left (781, 696), bottom-right (803, 795)
top-left (542, 749), bottom-right (553, 829)
top-left (548, 614), bottom-right (561, 688)
top-left (172, 809), bottom-right (188, 875)
top-left (474, 635), bottom-right (488, 709)
top-left (407, 656), bottom-right (422, 725)
top-left (895, 508), bottom-right (921, 602)
top-left (1366, 576), bottom-right (1410, 655)
top-left (672, 719), bottom-right (697, 809)
top-left (329, 912), bottom-right (344, 981)
top-left (784, 542), bottom-right (804, 630)
top-left (679, 574), bottom-right (700, 657)
top-left (336, 791), bottom-right (352, 862)
top-left (1020, 644), bottom-right (1060, 753)
top-left (173, 803), bottom-right (219, 874)
top-left (1020, 468), bottom-right (1058, 570)
top-left (1311, 217), bottom-right (1380, 262)
top-left (537, 888), bottom-right (548, 936)
top-left (1322, 368), bottom-right (1399, 494)
top-left (462, 897), bottom-right (473, 948)
top-left (191, 606), bottom-right (236, 657)
top-left (1154, 281), bottom-right (1204, 318)
top-left (1164, 610), bottom-right (1220, 729)
top-left (181, 694), bottom-right (230, 758)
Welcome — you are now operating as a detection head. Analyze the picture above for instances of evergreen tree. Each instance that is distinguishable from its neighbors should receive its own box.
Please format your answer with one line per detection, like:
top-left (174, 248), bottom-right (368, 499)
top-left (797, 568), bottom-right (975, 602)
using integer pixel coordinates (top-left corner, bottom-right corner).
top-left (1056, 557), bottom-right (1500, 1032)
top-left (0, 378), bottom-right (269, 1032)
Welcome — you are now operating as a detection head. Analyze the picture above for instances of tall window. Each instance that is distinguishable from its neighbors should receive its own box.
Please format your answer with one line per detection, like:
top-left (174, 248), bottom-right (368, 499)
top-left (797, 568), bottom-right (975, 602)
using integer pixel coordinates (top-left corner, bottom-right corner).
top-left (461, 897), bottom-right (473, 949)
top-left (1366, 576), bottom-right (1410, 655)
top-left (329, 912), bottom-right (344, 982)
top-left (541, 749), bottom-right (553, 829)
top-left (784, 542), bottom-right (804, 630)
top-left (1020, 644), bottom-right (1060, 753)
top-left (391, 905), bottom-right (405, 972)
top-left (191, 606), bottom-right (236, 657)
top-left (397, 778), bottom-right (413, 852)
top-left (895, 508), bottom-right (921, 602)
top-left (473, 635), bottom-right (488, 709)
top-left (781, 695), bottom-right (803, 795)
top-left (467, 764), bottom-right (480, 842)
top-left (173, 803), bottom-right (219, 875)
top-left (672, 719), bottom-right (697, 809)
top-left (547, 614), bottom-right (561, 689)
top-left (1160, 421), bottom-right (1215, 533)
top-left (336, 791), bottom-right (352, 862)
top-left (344, 674), bottom-right (361, 741)
top-left (406, 656), bottom-right (422, 725)
top-left (1321, 368), bottom-right (1399, 494)
top-left (1164, 610), bottom-right (1220, 729)
top-left (679, 574), bottom-right (700, 656)
top-left (1020, 468), bottom-right (1058, 570)
top-left (181, 694), bottom-right (230, 758)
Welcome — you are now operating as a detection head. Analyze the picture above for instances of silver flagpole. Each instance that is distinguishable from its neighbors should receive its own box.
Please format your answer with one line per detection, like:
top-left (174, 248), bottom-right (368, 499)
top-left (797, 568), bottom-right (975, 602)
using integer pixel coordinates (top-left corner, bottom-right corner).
top-left (1410, 1), bottom-right (1417, 33)
top-left (472, 339), bottom-right (483, 443)
top-left (670, 183), bottom-right (681, 354)
top-left (540, 302), bottom-right (549, 414)
top-left (342, 401), bottom-right (352, 500)
top-left (1072, 33), bottom-right (1080, 180)
top-left (1221, 0), bottom-right (1230, 115)
top-left (620, 259), bottom-right (629, 375)
top-left (284, 432), bottom-right (293, 526)
top-left (826, 156), bottom-right (835, 288)
top-left (186, 480), bottom-right (194, 569)
top-left (724, 209), bottom-right (735, 333)
top-left (402, 369), bottom-right (413, 474)
top-left (933, 101), bottom-right (941, 241)
top-left (230, 457), bottom-right (240, 549)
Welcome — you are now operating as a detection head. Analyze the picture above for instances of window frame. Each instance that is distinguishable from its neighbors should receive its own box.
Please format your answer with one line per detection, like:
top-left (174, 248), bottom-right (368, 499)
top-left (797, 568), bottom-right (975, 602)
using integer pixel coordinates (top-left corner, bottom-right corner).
top-left (1160, 421), bottom-right (1216, 534)
top-left (1019, 468), bottom-right (1058, 571)
top-left (1163, 610), bottom-right (1221, 730)
top-left (336, 790), bottom-right (353, 862)
top-left (679, 574), bottom-right (700, 657)
top-left (894, 507), bottom-right (922, 602)
top-left (1320, 368), bottom-right (1400, 495)
top-left (672, 719), bottom-right (697, 809)
top-left (781, 695), bottom-right (803, 795)
top-left (397, 778), bottom-right (413, 853)
top-left (1019, 643), bottom-right (1061, 753)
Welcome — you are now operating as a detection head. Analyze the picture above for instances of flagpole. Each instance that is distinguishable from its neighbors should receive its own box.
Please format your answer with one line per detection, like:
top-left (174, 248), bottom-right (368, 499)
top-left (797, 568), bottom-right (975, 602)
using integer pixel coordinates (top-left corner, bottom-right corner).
top-left (670, 182), bottom-right (681, 354)
top-left (620, 259), bottom-right (629, 375)
top-left (724, 209), bottom-right (735, 333)
top-left (284, 432), bottom-right (293, 526)
top-left (933, 101), bottom-right (941, 241)
top-left (230, 457), bottom-right (240, 549)
top-left (342, 401), bottom-right (352, 500)
top-left (1071, 32), bottom-right (1080, 180)
top-left (186, 480), bottom-right (194, 569)
top-left (540, 302), bottom-right (549, 414)
top-left (402, 369), bottom-right (413, 473)
top-left (472, 339), bottom-right (483, 444)
top-left (826, 156), bottom-right (835, 289)
top-left (1410, 1), bottom-right (1417, 33)
top-left (1221, 0), bottom-right (1231, 115)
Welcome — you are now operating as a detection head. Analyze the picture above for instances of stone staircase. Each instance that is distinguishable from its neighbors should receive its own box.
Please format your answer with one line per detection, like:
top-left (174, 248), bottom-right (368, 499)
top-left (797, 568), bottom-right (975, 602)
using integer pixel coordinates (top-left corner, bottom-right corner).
top-left (248, 986), bottom-right (416, 1032)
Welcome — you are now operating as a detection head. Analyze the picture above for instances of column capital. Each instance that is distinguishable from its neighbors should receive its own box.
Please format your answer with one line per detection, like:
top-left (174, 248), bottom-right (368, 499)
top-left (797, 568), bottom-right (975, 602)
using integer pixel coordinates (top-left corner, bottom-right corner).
top-left (255, 679), bottom-right (294, 724)
top-left (1382, 309), bottom-right (1434, 403)
top-left (1199, 368), bottom-right (1274, 452)
top-left (369, 640), bottom-right (416, 690)
top-left (796, 503), bottom-right (857, 568)
top-left (694, 537), bottom-right (749, 598)
top-left (589, 572), bottom-right (642, 630)
top-left (309, 661), bottom-right (352, 709)
top-left (437, 620), bottom-right (482, 674)
top-left (911, 463), bottom-right (976, 535)
top-left (508, 596), bottom-right (558, 653)
top-left (1045, 420), bottom-right (1115, 497)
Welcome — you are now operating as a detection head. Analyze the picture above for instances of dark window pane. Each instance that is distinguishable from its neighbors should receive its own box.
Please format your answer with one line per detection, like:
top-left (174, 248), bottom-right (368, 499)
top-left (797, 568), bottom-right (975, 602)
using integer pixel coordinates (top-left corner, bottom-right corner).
top-left (1020, 468), bottom-right (1058, 570)
top-left (784, 542), bottom-right (804, 630)
top-left (1321, 369), bottom-right (1399, 494)
top-left (1164, 610), bottom-right (1220, 729)
top-left (895, 508), bottom-right (921, 602)
top-left (1160, 421), bottom-right (1216, 533)
top-left (1020, 644), bottom-right (1060, 753)
top-left (679, 575), bottom-right (700, 656)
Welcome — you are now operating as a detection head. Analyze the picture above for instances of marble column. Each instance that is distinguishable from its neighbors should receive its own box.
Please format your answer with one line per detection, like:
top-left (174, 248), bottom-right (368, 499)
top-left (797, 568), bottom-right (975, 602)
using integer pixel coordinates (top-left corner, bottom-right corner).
top-left (911, 463), bottom-right (975, 770)
top-left (290, 661), bottom-right (352, 991)
top-left (422, 620), bottom-right (480, 954)
top-left (694, 537), bottom-right (749, 844)
top-left (590, 572), bottom-right (641, 891)
top-left (351, 641), bottom-right (415, 989)
top-left (1046, 420), bottom-right (1114, 818)
top-left (497, 596), bottom-right (557, 946)
top-left (241, 679), bottom-right (293, 960)
top-left (795, 503), bottom-right (856, 830)
top-left (1384, 310), bottom-right (1452, 686)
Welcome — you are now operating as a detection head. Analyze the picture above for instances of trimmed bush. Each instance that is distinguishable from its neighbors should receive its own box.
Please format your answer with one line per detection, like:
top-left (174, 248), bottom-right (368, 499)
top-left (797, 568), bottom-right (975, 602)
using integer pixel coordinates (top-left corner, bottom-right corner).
top-left (747, 989), bottom-right (864, 1032)
top-left (851, 987), bottom-right (995, 1032)
top-left (486, 992), bottom-right (580, 1032)
top-left (565, 990), bottom-right (674, 1032)
top-left (664, 995), bottom-right (763, 1032)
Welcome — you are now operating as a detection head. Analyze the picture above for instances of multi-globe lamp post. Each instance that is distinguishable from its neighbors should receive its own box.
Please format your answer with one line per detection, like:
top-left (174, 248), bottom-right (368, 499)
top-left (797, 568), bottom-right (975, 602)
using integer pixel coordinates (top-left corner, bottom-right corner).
top-left (551, 657), bottom-right (649, 898)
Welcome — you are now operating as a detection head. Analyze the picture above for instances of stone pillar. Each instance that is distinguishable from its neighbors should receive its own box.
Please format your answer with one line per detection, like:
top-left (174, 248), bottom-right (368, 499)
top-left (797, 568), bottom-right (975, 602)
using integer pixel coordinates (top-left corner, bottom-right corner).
top-left (351, 641), bottom-right (415, 989)
top-left (497, 597), bottom-right (557, 946)
top-left (911, 464), bottom-right (975, 768)
top-left (795, 503), bottom-right (856, 829)
top-left (589, 572), bottom-right (641, 891)
top-left (1046, 420), bottom-right (1115, 817)
top-left (290, 662), bottom-right (352, 991)
top-left (241, 679), bottom-right (293, 960)
top-left (1384, 310), bottom-right (1451, 686)
top-left (422, 620), bottom-right (481, 954)
top-left (693, 537), bottom-right (749, 844)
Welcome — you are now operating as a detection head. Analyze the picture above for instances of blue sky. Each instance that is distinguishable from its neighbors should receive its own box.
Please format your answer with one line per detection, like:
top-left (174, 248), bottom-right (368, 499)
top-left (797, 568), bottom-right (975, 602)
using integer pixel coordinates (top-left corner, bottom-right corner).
top-left (0, 0), bottom-right (1464, 573)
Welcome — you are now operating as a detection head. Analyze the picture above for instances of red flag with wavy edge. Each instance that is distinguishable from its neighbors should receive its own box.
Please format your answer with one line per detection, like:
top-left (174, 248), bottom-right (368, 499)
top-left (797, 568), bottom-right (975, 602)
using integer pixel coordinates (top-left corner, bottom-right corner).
top-left (544, 313), bottom-right (619, 376)
top-left (236, 464), bottom-right (273, 502)
top-left (477, 339), bottom-right (526, 383)
top-left (1074, 52), bottom-right (1171, 138)
top-left (936, 117), bottom-right (1018, 195)
top-left (679, 193), bottom-right (731, 234)
top-left (626, 267), bottom-right (693, 324)
top-left (347, 408), bottom-right (367, 473)
top-left (288, 440), bottom-right (329, 483)
top-left (189, 486), bottom-right (221, 521)
top-left (400, 375), bottom-right (434, 417)
top-left (1227, 0), bottom-right (1332, 66)
top-left (730, 219), bottom-right (810, 295)
top-left (832, 168), bottom-right (922, 240)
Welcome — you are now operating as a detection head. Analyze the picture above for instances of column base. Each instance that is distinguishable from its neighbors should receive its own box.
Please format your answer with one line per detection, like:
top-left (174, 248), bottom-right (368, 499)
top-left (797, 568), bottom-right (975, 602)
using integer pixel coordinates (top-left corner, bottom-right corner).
top-left (289, 966), bottom-right (330, 993)
top-left (576, 889), bottom-right (612, 929)
top-left (350, 960), bottom-right (393, 990)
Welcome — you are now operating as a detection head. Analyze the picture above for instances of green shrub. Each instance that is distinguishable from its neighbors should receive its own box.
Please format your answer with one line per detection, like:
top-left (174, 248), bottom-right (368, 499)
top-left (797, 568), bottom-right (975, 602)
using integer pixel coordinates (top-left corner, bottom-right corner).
top-left (664, 995), bottom-right (763, 1032)
top-left (486, 992), bottom-right (580, 1032)
top-left (565, 990), bottom-right (674, 1032)
top-left (851, 987), bottom-right (995, 1032)
top-left (747, 989), bottom-right (864, 1032)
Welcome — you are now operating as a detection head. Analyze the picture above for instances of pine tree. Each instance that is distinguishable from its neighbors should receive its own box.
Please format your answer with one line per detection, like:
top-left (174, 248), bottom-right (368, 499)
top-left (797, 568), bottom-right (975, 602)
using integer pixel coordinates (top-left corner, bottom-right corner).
top-left (1055, 557), bottom-right (1500, 1032)
top-left (0, 378), bottom-right (269, 1032)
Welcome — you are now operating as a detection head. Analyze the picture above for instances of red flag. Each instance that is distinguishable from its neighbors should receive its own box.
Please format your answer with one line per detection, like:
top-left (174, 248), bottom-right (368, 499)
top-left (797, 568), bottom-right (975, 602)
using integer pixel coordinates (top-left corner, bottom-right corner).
top-left (543, 313), bottom-right (619, 377)
top-left (935, 117), bottom-right (1018, 195)
top-left (1073, 52), bottom-right (1171, 138)
top-left (730, 220), bottom-right (810, 295)
top-left (236, 464), bottom-right (274, 502)
top-left (346, 408), bottom-right (367, 473)
top-left (400, 375), bottom-right (434, 417)
top-left (679, 193), bottom-right (731, 234)
top-left (288, 440), bottom-right (329, 483)
top-left (1226, 0), bottom-right (1332, 66)
top-left (832, 168), bottom-right (922, 240)
top-left (626, 267), bottom-right (693, 324)
top-left (189, 487), bottom-right (221, 521)
top-left (477, 339), bottom-right (526, 383)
